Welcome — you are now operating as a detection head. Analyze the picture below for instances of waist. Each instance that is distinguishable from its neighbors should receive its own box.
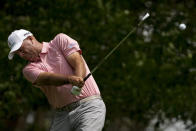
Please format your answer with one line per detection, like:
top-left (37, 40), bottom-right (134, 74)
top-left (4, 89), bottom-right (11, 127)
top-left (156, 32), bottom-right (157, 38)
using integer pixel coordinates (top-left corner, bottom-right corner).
top-left (43, 85), bottom-right (101, 108)
top-left (56, 95), bottom-right (102, 112)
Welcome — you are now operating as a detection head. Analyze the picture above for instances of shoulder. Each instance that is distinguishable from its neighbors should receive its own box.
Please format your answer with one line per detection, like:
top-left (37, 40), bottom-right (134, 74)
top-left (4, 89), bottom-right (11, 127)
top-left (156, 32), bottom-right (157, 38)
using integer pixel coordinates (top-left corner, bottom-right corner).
top-left (50, 33), bottom-right (69, 46)
top-left (53, 33), bottom-right (70, 41)
top-left (51, 33), bottom-right (78, 48)
top-left (23, 63), bottom-right (44, 83)
top-left (53, 33), bottom-right (77, 42)
top-left (23, 63), bottom-right (39, 74)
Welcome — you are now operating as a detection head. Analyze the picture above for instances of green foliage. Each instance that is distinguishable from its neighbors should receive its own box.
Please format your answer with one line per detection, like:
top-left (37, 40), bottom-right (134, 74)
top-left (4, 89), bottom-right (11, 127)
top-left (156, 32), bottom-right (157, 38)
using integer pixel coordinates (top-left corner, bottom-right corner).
top-left (0, 0), bottom-right (195, 129)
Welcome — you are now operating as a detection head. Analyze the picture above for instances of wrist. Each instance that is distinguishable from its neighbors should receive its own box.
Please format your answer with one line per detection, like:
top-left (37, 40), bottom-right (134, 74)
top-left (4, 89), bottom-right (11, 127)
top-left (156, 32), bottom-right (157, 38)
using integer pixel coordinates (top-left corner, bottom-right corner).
top-left (64, 76), bottom-right (71, 84)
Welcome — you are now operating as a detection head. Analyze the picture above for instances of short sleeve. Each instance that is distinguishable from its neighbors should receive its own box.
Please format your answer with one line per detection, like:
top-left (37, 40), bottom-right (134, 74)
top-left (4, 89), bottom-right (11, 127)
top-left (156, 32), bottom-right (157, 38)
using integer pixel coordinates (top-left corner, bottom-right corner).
top-left (54, 33), bottom-right (82, 57)
top-left (23, 64), bottom-right (44, 83)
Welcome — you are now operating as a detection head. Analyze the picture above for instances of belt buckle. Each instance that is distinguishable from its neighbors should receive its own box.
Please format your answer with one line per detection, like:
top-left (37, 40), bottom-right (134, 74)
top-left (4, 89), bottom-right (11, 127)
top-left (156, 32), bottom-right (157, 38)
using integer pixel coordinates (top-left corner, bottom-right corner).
top-left (65, 102), bottom-right (78, 112)
top-left (67, 105), bottom-right (72, 112)
top-left (57, 106), bottom-right (68, 112)
top-left (56, 100), bottom-right (81, 112)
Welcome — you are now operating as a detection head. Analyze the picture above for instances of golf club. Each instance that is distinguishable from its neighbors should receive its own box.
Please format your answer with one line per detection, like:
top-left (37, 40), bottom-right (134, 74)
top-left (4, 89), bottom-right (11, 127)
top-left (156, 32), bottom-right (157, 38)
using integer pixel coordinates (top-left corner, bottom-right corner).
top-left (71, 12), bottom-right (150, 95)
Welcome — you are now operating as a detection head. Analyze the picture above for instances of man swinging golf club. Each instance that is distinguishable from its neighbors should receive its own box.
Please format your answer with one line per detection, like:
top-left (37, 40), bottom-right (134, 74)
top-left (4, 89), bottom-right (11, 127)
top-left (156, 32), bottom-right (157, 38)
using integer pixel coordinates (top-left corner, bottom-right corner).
top-left (7, 12), bottom-right (150, 131)
top-left (7, 29), bottom-right (106, 131)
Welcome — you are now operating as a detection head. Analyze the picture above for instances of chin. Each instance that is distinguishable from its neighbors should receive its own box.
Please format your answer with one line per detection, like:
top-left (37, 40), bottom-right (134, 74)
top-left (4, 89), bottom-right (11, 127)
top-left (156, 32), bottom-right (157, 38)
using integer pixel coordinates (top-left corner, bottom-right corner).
top-left (29, 57), bottom-right (40, 62)
top-left (26, 57), bottom-right (34, 62)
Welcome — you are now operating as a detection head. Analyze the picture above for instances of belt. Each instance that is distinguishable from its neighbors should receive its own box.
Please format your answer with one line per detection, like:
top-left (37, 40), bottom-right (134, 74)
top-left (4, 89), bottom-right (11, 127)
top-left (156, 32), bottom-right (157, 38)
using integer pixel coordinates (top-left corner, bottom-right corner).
top-left (56, 95), bottom-right (102, 112)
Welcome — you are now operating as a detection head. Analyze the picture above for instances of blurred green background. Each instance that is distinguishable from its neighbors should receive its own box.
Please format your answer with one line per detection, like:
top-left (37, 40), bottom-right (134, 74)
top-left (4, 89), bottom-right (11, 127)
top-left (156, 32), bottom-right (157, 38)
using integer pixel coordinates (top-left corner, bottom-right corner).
top-left (0, 0), bottom-right (195, 131)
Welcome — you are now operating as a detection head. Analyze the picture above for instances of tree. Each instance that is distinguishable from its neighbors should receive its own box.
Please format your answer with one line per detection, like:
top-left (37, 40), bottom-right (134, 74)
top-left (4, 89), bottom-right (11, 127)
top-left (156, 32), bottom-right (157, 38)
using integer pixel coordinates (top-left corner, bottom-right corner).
top-left (0, 0), bottom-right (195, 130)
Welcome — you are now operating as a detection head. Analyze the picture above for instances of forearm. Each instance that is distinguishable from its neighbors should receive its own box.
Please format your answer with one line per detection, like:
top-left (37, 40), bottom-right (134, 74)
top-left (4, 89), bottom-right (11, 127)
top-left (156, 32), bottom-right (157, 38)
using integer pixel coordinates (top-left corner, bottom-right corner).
top-left (74, 62), bottom-right (86, 79)
top-left (66, 52), bottom-right (86, 79)
top-left (34, 72), bottom-right (70, 86)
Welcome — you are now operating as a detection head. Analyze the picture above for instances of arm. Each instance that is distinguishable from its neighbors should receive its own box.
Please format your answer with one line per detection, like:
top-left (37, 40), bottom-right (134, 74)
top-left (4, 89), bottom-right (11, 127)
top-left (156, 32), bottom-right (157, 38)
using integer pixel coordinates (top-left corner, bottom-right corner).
top-left (34, 72), bottom-right (84, 87)
top-left (54, 33), bottom-right (86, 79)
top-left (33, 52), bottom-right (85, 87)
top-left (66, 52), bottom-right (86, 79)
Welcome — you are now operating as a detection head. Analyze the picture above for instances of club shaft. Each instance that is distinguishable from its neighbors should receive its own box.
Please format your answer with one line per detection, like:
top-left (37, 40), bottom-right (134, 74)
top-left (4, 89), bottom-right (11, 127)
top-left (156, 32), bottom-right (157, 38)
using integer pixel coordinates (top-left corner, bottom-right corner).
top-left (83, 20), bottom-right (145, 81)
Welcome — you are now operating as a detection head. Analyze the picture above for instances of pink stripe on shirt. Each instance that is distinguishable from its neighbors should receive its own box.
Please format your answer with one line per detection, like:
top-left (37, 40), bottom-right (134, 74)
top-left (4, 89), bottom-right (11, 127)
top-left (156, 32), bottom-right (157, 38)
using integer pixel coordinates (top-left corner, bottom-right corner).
top-left (23, 33), bottom-right (100, 108)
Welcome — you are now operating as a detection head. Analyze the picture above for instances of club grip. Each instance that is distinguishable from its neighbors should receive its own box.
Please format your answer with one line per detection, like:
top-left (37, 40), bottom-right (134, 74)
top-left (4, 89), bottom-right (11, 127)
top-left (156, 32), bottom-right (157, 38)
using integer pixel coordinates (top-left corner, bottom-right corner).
top-left (83, 73), bottom-right (92, 81)
top-left (71, 73), bottom-right (92, 95)
top-left (71, 86), bottom-right (81, 95)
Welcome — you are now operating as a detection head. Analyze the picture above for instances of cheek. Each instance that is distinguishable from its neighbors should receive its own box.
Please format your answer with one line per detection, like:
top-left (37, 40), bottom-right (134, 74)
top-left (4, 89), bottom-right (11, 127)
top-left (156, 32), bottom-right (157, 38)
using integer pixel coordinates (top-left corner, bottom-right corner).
top-left (24, 48), bottom-right (33, 55)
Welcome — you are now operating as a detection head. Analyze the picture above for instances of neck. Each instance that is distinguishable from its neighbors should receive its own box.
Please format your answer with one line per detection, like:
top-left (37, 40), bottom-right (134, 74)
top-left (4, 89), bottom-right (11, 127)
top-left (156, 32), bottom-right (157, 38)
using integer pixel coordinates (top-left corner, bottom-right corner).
top-left (30, 42), bottom-right (43, 62)
top-left (35, 42), bottom-right (43, 54)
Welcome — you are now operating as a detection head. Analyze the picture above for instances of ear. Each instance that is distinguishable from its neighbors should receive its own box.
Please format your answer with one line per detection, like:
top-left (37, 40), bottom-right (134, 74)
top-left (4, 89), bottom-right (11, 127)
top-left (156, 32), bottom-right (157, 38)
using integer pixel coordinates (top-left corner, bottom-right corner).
top-left (28, 36), bottom-right (33, 40)
top-left (25, 36), bottom-right (32, 41)
top-left (27, 36), bottom-right (35, 44)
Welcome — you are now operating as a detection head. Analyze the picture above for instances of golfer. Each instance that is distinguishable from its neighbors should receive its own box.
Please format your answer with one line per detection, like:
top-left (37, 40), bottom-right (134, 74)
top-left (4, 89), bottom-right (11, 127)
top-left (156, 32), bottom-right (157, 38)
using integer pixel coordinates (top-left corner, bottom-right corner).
top-left (7, 29), bottom-right (106, 131)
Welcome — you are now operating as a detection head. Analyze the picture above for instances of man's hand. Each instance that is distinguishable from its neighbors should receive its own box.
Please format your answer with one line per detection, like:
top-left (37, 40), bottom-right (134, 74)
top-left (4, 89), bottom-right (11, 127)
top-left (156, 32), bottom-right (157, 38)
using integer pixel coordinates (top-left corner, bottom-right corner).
top-left (67, 76), bottom-right (84, 88)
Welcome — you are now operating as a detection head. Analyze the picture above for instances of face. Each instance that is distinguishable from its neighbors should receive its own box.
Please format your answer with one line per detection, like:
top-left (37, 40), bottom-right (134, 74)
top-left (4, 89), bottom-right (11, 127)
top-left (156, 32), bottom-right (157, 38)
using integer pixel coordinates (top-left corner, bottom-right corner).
top-left (15, 37), bottom-right (40, 62)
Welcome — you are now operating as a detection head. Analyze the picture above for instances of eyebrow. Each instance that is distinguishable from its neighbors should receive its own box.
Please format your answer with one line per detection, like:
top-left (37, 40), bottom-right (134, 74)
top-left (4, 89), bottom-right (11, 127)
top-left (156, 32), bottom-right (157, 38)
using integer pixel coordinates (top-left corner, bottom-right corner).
top-left (15, 49), bottom-right (23, 54)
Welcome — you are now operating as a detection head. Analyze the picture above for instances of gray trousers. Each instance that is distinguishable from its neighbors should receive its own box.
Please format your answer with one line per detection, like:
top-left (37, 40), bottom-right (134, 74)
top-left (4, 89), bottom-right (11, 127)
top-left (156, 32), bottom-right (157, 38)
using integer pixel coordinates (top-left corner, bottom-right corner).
top-left (50, 98), bottom-right (106, 131)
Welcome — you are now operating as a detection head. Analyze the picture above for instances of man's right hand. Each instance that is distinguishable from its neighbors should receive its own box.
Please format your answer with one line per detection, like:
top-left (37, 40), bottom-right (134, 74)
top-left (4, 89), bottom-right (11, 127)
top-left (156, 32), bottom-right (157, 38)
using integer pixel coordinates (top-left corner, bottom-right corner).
top-left (34, 72), bottom-right (85, 87)
top-left (67, 76), bottom-right (84, 88)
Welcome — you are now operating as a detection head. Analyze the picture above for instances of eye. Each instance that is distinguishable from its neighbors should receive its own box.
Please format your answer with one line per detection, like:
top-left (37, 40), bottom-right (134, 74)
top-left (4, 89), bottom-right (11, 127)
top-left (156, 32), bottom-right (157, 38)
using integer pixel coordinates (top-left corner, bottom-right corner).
top-left (17, 49), bottom-right (25, 54)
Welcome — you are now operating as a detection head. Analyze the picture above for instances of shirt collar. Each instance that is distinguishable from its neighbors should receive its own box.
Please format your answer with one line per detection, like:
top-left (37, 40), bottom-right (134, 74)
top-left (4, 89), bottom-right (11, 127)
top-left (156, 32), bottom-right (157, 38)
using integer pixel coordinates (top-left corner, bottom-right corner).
top-left (41, 42), bottom-right (49, 54)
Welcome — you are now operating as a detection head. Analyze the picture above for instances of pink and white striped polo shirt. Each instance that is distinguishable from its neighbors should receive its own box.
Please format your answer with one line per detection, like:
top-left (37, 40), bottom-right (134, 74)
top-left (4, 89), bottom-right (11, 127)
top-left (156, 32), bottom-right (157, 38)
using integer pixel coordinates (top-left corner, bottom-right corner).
top-left (23, 33), bottom-right (100, 108)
